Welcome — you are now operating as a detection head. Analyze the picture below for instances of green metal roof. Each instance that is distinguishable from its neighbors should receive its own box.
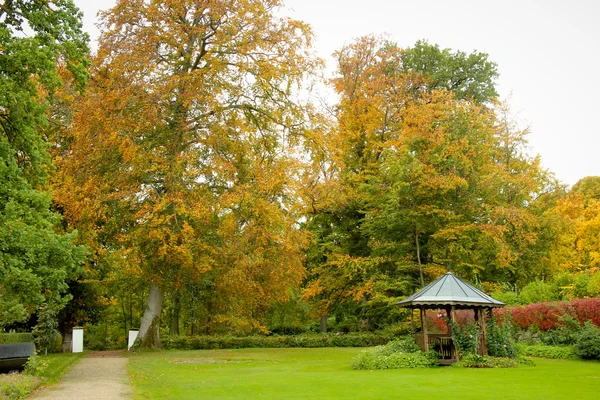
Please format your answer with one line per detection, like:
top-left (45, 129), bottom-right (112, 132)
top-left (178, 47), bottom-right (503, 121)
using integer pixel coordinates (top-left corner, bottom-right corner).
top-left (395, 272), bottom-right (505, 309)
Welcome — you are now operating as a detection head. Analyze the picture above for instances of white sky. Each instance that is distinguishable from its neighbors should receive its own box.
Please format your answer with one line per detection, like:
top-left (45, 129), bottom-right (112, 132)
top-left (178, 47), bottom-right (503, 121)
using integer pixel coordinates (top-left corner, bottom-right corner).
top-left (74, 0), bottom-right (600, 186)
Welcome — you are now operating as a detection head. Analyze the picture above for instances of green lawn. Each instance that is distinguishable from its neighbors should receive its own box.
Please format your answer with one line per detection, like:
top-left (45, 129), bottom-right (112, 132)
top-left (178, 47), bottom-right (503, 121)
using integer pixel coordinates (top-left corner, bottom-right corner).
top-left (128, 347), bottom-right (600, 399)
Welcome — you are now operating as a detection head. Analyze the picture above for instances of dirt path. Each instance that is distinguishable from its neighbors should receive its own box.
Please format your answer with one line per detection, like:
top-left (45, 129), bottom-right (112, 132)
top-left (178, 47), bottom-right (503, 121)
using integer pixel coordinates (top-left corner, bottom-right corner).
top-left (32, 351), bottom-right (133, 399)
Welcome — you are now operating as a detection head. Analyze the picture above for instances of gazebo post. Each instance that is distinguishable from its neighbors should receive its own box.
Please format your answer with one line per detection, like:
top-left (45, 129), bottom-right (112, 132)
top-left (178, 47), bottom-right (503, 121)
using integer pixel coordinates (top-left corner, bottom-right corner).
top-left (421, 306), bottom-right (429, 352)
top-left (450, 305), bottom-right (458, 361)
top-left (479, 308), bottom-right (488, 355)
top-left (445, 306), bottom-right (452, 337)
top-left (410, 308), bottom-right (415, 335)
top-left (474, 307), bottom-right (480, 353)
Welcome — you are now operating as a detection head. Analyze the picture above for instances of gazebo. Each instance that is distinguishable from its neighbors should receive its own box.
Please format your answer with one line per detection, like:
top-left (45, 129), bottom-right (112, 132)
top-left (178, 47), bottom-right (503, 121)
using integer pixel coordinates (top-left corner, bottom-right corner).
top-left (396, 272), bottom-right (505, 365)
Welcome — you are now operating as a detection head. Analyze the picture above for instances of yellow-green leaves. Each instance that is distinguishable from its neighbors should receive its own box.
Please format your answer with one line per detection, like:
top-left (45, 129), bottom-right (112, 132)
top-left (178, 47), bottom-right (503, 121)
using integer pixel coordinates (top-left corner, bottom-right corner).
top-left (56, 0), bottom-right (319, 335)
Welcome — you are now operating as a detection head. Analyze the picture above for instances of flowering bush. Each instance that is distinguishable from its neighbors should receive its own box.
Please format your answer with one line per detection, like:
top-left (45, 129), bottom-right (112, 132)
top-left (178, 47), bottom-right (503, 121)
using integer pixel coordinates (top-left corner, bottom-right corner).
top-left (448, 320), bottom-right (479, 355)
top-left (0, 373), bottom-right (40, 400)
top-left (486, 318), bottom-right (518, 359)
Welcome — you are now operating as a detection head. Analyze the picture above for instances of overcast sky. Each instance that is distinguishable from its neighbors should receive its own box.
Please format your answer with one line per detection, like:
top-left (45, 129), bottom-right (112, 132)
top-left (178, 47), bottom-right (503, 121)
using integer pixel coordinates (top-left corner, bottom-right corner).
top-left (73, 0), bottom-right (600, 186)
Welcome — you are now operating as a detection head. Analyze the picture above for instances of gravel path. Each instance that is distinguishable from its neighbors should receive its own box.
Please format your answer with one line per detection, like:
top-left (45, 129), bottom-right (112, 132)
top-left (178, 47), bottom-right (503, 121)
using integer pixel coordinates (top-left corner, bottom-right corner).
top-left (32, 352), bottom-right (133, 400)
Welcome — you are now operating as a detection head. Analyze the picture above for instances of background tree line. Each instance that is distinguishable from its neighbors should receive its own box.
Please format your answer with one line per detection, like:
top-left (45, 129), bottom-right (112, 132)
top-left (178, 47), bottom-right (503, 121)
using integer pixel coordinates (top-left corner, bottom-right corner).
top-left (1, 0), bottom-right (598, 350)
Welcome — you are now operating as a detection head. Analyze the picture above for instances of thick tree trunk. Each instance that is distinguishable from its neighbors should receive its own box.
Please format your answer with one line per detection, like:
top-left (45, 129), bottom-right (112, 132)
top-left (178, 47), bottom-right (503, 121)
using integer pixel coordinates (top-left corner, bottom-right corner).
top-left (61, 330), bottom-right (72, 353)
top-left (319, 315), bottom-right (327, 333)
top-left (415, 224), bottom-right (425, 288)
top-left (134, 284), bottom-right (164, 350)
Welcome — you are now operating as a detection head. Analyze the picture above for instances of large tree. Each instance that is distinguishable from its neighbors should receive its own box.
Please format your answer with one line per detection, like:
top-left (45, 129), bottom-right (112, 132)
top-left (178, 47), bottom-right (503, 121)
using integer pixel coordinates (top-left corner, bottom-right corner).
top-left (56, 0), bottom-right (319, 347)
top-left (303, 36), bottom-right (552, 329)
top-left (0, 0), bottom-right (88, 328)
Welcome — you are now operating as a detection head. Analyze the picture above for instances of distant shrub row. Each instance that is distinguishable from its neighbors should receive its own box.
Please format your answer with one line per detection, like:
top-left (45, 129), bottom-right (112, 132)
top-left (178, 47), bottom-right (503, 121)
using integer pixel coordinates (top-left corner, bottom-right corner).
top-left (162, 332), bottom-right (394, 350)
top-left (495, 298), bottom-right (600, 331)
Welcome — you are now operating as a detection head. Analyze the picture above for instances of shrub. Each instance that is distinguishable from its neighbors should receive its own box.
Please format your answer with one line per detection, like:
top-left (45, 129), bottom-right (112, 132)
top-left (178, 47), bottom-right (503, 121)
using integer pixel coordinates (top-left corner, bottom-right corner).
top-left (378, 337), bottom-right (421, 355)
top-left (588, 271), bottom-right (600, 297)
top-left (454, 353), bottom-right (518, 368)
top-left (539, 315), bottom-right (581, 346)
top-left (0, 373), bottom-right (40, 400)
top-left (491, 290), bottom-right (522, 306)
top-left (351, 349), bottom-right (437, 370)
top-left (351, 338), bottom-right (438, 370)
top-left (570, 298), bottom-right (600, 326)
top-left (487, 318), bottom-right (518, 359)
top-left (519, 280), bottom-right (559, 304)
top-left (573, 322), bottom-right (600, 360)
top-left (495, 298), bottom-right (600, 331)
top-left (23, 355), bottom-right (49, 377)
top-left (517, 343), bottom-right (574, 359)
top-left (32, 303), bottom-right (60, 355)
top-left (449, 320), bottom-right (479, 355)
top-left (162, 332), bottom-right (394, 350)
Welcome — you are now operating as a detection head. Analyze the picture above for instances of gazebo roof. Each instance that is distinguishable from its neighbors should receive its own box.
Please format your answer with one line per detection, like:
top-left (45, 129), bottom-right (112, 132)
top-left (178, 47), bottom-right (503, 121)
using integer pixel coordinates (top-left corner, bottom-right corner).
top-left (396, 272), bottom-right (505, 309)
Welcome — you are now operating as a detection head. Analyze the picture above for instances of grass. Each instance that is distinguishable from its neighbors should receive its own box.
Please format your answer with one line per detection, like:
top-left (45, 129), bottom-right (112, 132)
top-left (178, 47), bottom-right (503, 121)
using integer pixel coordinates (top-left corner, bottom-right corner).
top-left (128, 347), bottom-right (600, 399)
top-left (38, 352), bottom-right (85, 384)
top-left (0, 352), bottom-right (83, 399)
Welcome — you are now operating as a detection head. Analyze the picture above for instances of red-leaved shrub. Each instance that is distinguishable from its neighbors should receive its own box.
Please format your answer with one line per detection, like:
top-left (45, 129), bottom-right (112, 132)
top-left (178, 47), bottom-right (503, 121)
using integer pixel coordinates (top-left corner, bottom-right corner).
top-left (419, 298), bottom-right (600, 332)
top-left (493, 298), bottom-right (600, 331)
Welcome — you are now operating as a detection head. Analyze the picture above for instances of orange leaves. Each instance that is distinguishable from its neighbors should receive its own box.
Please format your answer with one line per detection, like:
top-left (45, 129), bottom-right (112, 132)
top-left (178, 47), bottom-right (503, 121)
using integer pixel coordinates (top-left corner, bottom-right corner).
top-left (302, 253), bottom-right (380, 314)
top-left (553, 178), bottom-right (600, 272)
top-left (54, 0), bottom-right (321, 334)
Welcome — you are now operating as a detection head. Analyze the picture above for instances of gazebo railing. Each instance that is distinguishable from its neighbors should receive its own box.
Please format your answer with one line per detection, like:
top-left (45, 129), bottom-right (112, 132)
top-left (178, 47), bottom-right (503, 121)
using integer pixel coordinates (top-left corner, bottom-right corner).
top-left (414, 333), bottom-right (455, 361)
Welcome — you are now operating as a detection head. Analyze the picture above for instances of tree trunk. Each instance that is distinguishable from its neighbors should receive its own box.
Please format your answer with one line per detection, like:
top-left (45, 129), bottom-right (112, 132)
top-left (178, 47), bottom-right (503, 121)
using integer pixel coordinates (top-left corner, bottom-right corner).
top-left (169, 293), bottom-right (180, 336)
top-left (61, 330), bottom-right (72, 353)
top-left (319, 315), bottom-right (327, 333)
top-left (415, 224), bottom-right (425, 288)
top-left (135, 284), bottom-right (164, 350)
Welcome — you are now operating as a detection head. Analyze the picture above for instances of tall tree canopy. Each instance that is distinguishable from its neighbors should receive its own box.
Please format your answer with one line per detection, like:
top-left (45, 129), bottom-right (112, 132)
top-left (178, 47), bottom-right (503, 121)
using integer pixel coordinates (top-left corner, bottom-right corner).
top-left (56, 0), bottom-right (320, 346)
top-left (552, 176), bottom-right (600, 272)
top-left (0, 0), bottom-right (88, 328)
top-left (401, 40), bottom-right (499, 103)
top-left (303, 36), bottom-right (554, 329)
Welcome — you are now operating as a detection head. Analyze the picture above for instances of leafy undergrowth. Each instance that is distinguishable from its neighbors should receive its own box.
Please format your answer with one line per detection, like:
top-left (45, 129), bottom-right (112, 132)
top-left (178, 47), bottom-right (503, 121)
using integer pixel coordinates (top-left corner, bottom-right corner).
top-left (453, 353), bottom-right (531, 368)
top-left (517, 343), bottom-right (575, 359)
top-left (351, 337), bottom-right (438, 370)
top-left (0, 352), bottom-right (83, 399)
top-left (0, 373), bottom-right (40, 400)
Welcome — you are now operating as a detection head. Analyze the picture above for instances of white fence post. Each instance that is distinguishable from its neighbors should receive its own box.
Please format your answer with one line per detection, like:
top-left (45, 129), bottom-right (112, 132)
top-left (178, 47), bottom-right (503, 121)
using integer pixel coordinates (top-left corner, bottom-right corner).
top-left (72, 327), bottom-right (83, 353)
top-left (128, 329), bottom-right (139, 350)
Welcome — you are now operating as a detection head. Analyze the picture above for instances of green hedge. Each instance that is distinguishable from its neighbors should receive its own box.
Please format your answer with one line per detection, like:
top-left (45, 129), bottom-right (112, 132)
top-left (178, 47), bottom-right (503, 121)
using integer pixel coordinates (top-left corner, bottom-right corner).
top-left (162, 332), bottom-right (394, 350)
top-left (0, 332), bottom-right (34, 344)
top-left (517, 343), bottom-right (574, 359)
